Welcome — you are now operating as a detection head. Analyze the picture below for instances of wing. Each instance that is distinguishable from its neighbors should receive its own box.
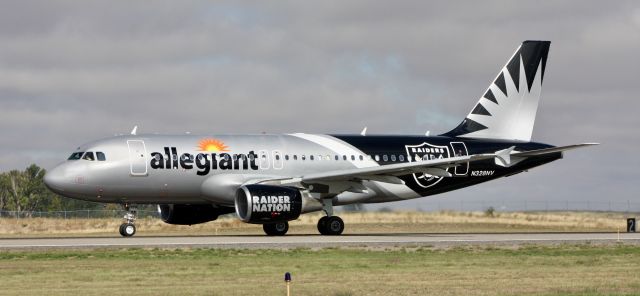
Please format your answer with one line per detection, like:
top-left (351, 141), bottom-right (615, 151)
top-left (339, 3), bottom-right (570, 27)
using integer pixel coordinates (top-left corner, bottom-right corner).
top-left (255, 143), bottom-right (598, 194)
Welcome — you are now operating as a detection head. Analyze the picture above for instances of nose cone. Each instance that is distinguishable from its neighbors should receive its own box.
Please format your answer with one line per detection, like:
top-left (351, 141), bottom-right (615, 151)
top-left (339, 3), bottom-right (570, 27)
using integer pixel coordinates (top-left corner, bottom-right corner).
top-left (44, 166), bottom-right (66, 194)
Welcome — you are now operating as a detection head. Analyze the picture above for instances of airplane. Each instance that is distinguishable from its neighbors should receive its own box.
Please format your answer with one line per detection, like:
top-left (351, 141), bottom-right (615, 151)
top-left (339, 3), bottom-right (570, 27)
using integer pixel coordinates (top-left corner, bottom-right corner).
top-left (44, 40), bottom-right (597, 237)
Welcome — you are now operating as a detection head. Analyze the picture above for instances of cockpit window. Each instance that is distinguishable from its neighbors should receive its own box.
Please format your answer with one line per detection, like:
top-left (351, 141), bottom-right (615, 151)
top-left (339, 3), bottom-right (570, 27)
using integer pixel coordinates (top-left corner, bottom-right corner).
top-left (96, 152), bottom-right (106, 161)
top-left (82, 152), bottom-right (95, 161)
top-left (68, 152), bottom-right (84, 160)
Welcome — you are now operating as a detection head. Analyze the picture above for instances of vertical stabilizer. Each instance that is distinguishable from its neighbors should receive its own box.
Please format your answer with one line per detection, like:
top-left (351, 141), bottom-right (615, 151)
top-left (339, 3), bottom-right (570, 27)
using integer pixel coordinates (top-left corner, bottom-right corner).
top-left (443, 41), bottom-right (550, 141)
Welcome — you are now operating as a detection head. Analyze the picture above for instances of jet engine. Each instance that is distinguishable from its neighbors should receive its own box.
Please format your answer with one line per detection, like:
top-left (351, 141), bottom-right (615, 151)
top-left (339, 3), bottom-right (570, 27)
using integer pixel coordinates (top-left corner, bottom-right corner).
top-left (158, 204), bottom-right (234, 225)
top-left (235, 185), bottom-right (307, 224)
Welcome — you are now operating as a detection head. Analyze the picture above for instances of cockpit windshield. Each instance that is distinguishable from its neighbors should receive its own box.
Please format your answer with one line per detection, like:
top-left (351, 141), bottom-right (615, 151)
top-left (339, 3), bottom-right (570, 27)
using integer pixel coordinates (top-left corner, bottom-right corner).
top-left (82, 152), bottom-right (95, 161)
top-left (68, 152), bottom-right (84, 160)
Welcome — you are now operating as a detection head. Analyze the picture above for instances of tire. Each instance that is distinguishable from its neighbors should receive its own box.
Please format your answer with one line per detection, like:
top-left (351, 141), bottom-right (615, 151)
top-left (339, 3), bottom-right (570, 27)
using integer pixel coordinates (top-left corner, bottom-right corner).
top-left (317, 216), bottom-right (329, 235)
top-left (263, 221), bottom-right (289, 236)
top-left (118, 223), bottom-right (126, 237)
top-left (123, 223), bottom-right (136, 237)
top-left (324, 216), bottom-right (344, 235)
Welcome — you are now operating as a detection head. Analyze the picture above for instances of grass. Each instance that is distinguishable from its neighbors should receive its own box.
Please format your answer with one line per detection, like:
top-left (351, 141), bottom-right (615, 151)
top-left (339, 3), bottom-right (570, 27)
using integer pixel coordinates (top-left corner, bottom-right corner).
top-left (0, 211), bottom-right (635, 237)
top-left (0, 244), bottom-right (639, 295)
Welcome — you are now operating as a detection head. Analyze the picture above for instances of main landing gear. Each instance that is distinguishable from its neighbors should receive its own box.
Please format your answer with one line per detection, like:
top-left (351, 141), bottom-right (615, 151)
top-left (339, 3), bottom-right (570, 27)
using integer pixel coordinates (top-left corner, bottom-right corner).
top-left (317, 199), bottom-right (344, 235)
top-left (119, 204), bottom-right (137, 237)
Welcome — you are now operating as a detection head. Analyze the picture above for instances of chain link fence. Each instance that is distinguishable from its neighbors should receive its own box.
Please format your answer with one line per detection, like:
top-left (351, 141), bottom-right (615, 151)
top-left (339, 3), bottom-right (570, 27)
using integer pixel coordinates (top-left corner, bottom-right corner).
top-left (0, 209), bottom-right (160, 219)
top-left (411, 200), bottom-right (640, 213)
top-left (1, 200), bottom-right (639, 219)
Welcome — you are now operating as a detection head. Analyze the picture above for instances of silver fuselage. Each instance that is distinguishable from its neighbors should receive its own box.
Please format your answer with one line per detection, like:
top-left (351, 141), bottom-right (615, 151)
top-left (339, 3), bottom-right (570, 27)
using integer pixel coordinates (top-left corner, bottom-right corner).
top-left (44, 133), bottom-right (557, 208)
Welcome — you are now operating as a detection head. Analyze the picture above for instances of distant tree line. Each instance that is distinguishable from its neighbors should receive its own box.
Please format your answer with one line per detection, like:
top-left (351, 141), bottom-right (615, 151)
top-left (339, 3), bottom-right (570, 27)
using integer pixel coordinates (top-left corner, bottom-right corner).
top-left (0, 164), bottom-right (103, 215)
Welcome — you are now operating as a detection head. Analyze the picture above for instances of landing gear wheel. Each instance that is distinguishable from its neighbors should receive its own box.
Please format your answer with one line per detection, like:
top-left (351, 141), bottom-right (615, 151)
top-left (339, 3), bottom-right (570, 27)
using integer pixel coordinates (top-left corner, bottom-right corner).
top-left (263, 221), bottom-right (289, 236)
top-left (120, 223), bottom-right (136, 237)
top-left (119, 204), bottom-right (138, 237)
top-left (317, 216), bottom-right (329, 235)
top-left (324, 216), bottom-right (344, 235)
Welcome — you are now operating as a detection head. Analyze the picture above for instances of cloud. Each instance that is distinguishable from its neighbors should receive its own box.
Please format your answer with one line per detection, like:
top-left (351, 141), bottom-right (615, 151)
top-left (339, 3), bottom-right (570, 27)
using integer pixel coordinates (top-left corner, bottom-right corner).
top-left (0, 0), bottom-right (637, 207)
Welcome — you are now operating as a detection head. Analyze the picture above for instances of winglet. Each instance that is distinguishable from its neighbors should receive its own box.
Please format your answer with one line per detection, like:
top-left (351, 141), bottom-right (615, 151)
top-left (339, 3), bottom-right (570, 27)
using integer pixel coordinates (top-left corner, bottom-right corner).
top-left (360, 127), bottom-right (367, 136)
top-left (130, 126), bottom-right (138, 135)
top-left (495, 146), bottom-right (515, 167)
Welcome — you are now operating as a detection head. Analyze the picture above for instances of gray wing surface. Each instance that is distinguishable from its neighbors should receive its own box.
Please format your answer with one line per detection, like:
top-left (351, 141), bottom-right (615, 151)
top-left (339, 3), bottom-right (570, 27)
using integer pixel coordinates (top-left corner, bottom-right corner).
top-left (253, 144), bottom-right (597, 192)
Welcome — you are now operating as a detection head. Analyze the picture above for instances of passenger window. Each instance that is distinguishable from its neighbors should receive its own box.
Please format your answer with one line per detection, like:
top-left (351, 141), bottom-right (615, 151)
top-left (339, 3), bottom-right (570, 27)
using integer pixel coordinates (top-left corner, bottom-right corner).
top-left (343, 155), bottom-right (347, 161)
top-left (310, 155), bottom-right (314, 161)
top-left (285, 155), bottom-right (289, 161)
top-left (96, 152), bottom-right (106, 161)
top-left (82, 152), bottom-right (95, 161)
top-left (275, 154), bottom-right (280, 161)
top-left (383, 155), bottom-right (388, 162)
top-left (351, 155), bottom-right (355, 161)
top-left (293, 155), bottom-right (298, 161)
top-left (359, 155), bottom-right (364, 161)
top-left (375, 155), bottom-right (380, 161)
top-left (68, 152), bottom-right (84, 160)
top-left (399, 155), bottom-right (405, 162)
top-left (302, 155), bottom-right (306, 161)
top-left (391, 155), bottom-right (396, 161)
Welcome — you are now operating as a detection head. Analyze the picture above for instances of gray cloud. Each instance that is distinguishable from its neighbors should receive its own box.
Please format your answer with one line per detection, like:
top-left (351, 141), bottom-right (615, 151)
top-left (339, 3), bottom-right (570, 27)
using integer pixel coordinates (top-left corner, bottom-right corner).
top-left (0, 0), bottom-right (637, 207)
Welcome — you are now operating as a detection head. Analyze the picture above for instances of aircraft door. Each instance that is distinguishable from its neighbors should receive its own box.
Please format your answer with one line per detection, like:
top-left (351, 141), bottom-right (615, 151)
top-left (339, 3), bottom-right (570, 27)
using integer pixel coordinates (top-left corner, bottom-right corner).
top-left (450, 142), bottom-right (469, 176)
top-left (258, 150), bottom-right (270, 170)
top-left (127, 140), bottom-right (148, 176)
top-left (272, 150), bottom-right (283, 170)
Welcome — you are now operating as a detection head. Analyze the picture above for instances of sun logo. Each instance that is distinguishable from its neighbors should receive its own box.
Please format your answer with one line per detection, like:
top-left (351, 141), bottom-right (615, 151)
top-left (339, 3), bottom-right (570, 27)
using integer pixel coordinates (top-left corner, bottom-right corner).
top-left (197, 138), bottom-right (229, 152)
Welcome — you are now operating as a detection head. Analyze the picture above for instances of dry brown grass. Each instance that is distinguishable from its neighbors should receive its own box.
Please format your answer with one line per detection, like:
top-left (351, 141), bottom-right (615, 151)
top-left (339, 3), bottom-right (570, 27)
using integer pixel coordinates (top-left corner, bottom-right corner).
top-left (0, 211), bottom-right (634, 237)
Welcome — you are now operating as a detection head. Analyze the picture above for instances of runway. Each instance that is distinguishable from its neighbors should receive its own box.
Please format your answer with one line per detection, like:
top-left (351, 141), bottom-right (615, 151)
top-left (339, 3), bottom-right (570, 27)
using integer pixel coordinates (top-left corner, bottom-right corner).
top-left (2, 232), bottom-right (639, 249)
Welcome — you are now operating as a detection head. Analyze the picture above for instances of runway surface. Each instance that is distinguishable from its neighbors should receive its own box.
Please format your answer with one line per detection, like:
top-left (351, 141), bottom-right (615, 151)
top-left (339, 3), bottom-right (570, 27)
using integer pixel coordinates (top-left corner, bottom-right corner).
top-left (2, 232), bottom-right (640, 249)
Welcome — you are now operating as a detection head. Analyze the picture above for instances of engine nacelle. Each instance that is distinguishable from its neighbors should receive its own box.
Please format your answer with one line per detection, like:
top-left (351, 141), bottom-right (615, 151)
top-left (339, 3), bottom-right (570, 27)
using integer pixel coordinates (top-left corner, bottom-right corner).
top-left (235, 185), bottom-right (304, 224)
top-left (158, 204), bottom-right (234, 225)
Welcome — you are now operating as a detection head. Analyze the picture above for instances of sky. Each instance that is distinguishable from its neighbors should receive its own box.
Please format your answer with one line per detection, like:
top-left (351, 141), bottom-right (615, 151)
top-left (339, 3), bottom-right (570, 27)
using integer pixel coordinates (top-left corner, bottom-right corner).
top-left (0, 1), bottom-right (638, 210)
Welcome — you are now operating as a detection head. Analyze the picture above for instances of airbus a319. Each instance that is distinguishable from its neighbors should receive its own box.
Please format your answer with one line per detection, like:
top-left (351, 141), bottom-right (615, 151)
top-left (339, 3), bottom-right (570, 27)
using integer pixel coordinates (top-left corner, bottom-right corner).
top-left (44, 41), bottom-right (596, 236)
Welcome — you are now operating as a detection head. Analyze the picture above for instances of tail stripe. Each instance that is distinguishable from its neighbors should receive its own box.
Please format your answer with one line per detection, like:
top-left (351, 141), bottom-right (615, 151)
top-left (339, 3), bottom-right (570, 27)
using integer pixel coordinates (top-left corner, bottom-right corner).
top-left (483, 89), bottom-right (498, 104)
top-left (494, 72), bottom-right (508, 96)
top-left (506, 53), bottom-right (520, 91)
top-left (521, 42), bottom-right (549, 90)
top-left (471, 104), bottom-right (491, 116)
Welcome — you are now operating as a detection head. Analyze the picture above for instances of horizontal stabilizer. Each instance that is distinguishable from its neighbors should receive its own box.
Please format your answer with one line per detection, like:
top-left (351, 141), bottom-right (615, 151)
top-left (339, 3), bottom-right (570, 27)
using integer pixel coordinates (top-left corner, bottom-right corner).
top-left (513, 143), bottom-right (599, 157)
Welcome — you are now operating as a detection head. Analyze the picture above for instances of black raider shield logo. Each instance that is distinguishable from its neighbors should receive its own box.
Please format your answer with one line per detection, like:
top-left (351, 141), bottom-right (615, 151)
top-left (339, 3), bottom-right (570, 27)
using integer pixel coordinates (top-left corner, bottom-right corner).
top-left (405, 142), bottom-right (451, 188)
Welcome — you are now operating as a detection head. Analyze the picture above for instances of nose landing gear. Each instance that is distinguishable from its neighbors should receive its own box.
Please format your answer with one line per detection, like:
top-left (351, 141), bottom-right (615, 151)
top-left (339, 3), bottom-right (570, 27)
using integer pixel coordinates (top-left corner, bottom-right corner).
top-left (119, 204), bottom-right (137, 237)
